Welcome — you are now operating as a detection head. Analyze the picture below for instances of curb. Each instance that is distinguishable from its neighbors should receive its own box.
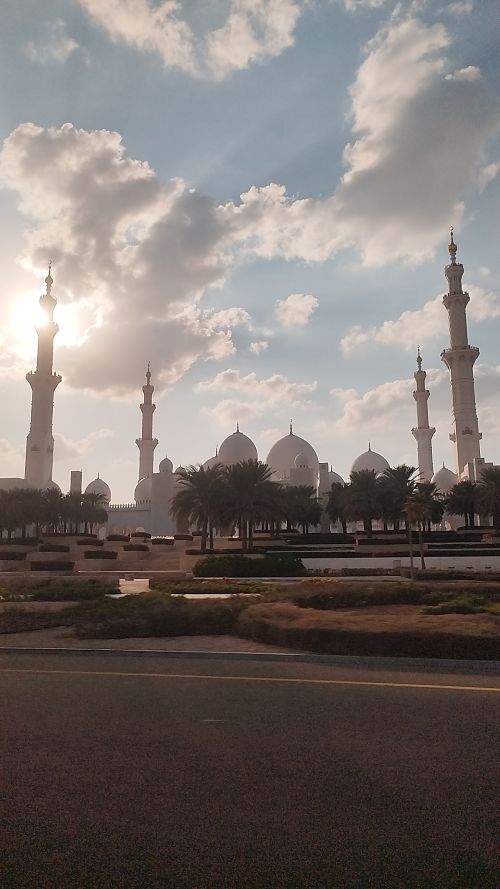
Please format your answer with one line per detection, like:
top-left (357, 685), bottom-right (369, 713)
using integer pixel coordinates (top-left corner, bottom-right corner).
top-left (0, 646), bottom-right (499, 673)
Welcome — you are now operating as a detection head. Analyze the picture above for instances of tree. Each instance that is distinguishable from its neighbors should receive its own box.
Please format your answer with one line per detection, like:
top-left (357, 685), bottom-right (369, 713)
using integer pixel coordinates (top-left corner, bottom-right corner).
top-left (281, 486), bottom-right (322, 534)
top-left (222, 460), bottom-right (279, 550)
top-left (476, 467), bottom-right (500, 531)
top-left (170, 463), bottom-right (225, 551)
top-left (325, 482), bottom-right (348, 533)
top-left (404, 484), bottom-right (442, 569)
top-left (379, 465), bottom-right (418, 530)
top-left (345, 470), bottom-right (381, 537)
top-left (445, 481), bottom-right (477, 528)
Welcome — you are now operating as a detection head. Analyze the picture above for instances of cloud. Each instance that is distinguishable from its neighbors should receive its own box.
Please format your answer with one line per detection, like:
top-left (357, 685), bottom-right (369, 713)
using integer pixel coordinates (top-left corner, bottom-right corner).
top-left (341, 0), bottom-right (386, 10)
top-left (445, 1), bottom-right (473, 14)
top-left (78, 0), bottom-right (302, 79)
top-left (208, 398), bottom-right (267, 429)
top-left (222, 15), bottom-right (500, 266)
top-left (274, 293), bottom-right (319, 327)
top-left (340, 284), bottom-right (500, 353)
top-left (478, 161), bottom-right (500, 191)
top-left (0, 122), bottom-right (242, 396)
top-left (249, 340), bottom-right (269, 354)
top-left (54, 429), bottom-right (114, 462)
top-left (23, 19), bottom-right (79, 64)
top-left (445, 65), bottom-right (480, 81)
top-left (197, 368), bottom-right (317, 403)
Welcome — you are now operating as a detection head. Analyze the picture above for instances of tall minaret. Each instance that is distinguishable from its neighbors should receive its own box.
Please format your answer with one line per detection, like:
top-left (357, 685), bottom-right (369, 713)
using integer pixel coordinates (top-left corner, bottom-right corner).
top-left (411, 348), bottom-right (435, 481)
top-left (24, 265), bottom-right (62, 488)
top-left (440, 231), bottom-right (482, 476)
top-left (135, 363), bottom-right (158, 481)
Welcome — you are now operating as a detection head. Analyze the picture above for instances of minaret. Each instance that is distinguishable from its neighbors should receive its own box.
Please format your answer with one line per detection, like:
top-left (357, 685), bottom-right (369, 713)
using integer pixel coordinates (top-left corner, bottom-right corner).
top-left (411, 348), bottom-right (435, 481)
top-left (24, 265), bottom-right (62, 488)
top-left (440, 231), bottom-right (482, 476)
top-left (135, 363), bottom-right (158, 481)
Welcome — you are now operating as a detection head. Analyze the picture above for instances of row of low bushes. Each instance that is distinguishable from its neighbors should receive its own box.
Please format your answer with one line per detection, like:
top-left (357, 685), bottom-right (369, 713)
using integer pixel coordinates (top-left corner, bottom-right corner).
top-left (193, 553), bottom-right (307, 577)
top-left (1, 577), bottom-right (118, 602)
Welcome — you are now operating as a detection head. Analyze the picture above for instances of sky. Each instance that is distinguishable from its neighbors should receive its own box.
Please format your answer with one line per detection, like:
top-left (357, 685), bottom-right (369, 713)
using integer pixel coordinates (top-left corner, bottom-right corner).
top-left (0, 0), bottom-right (499, 502)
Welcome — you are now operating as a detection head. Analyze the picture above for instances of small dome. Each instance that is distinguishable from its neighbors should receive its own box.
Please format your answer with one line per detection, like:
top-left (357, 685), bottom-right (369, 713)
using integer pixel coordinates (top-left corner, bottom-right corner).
top-left (432, 465), bottom-right (458, 495)
top-left (329, 470), bottom-right (345, 487)
top-left (294, 452), bottom-right (309, 469)
top-left (266, 428), bottom-right (319, 481)
top-left (218, 427), bottom-right (258, 465)
top-left (159, 456), bottom-right (173, 473)
top-left (43, 480), bottom-right (61, 493)
top-left (350, 445), bottom-right (389, 476)
top-left (203, 454), bottom-right (221, 470)
top-left (85, 476), bottom-right (111, 502)
top-left (134, 476), bottom-right (152, 502)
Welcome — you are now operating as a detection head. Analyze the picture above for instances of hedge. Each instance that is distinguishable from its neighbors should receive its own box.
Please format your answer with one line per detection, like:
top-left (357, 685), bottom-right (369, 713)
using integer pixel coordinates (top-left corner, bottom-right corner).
top-left (77, 539), bottom-right (104, 547)
top-left (131, 531), bottom-right (151, 539)
top-left (106, 534), bottom-right (130, 542)
top-left (0, 551), bottom-right (27, 560)
top-left (39, 544), bottom-right (70, 553)
top-left (193, 553), bottom-right (306, 578)
top-left (84, 550), bottom-right (118, 560)
top-left (123, 544), bottom-right (149, 552)
top-left (174, 534), bottom-right (193, 541)
top-left (0, 539), bottom-right (39, 546)
top-left (151, 538), bottom-right (175, 546)
top-left (30, 561), bottom-right (75, 571)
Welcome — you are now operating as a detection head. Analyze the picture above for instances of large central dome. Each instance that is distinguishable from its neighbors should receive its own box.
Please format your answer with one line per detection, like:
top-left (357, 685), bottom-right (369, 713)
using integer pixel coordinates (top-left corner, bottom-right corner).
top-left (218, 426), bottom-right (258, 465)
top-left (266, 427), bottom-right (319, 481)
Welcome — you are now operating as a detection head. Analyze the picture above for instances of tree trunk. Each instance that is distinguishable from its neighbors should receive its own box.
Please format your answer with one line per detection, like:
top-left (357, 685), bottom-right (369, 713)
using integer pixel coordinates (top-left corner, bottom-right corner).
top-left (408, 525), bottom-right (415, 581)
top-left (209, 519), bottom-right (214, 550)
top-left (419, 524), bottom-right (425, 570)
top-left (200, 518), bottom-right (208, 552)
top-left (341, 519), bottom-right (347, 534)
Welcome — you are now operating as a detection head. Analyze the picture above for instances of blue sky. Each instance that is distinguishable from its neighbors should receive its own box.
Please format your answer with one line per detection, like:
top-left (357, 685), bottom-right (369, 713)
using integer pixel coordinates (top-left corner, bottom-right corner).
top-left (0, 0), bottom-right (499, 500)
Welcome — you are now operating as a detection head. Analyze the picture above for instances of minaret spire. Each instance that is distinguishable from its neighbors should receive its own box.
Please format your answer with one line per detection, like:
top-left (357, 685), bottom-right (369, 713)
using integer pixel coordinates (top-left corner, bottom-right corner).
top-left (440, 234), bottom-right (482, 476)
top-left (135, 364), bottom-right (158, 482)
top-left (24, 265), bottom-right (62, 487)
top-left (411, 349), bottom-right (435, 481)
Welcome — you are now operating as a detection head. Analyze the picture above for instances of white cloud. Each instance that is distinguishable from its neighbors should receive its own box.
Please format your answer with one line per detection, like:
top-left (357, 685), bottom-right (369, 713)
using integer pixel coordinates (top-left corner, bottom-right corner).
top-left (54, 429), bottom-right (114, 462)
top-left (341, 0), bottom-right (386, 11)
top-left (208, 398), bottom-right (267, 428)
top-left (78, 0), bottom-right (302, 79)
top-left (23, 19), bottom-right (79, 64)
top-left (340, 284), bottom-right (500, 353)
top-left (274, 293), bottom-right (319, 327)
top-left (445, 1), bottom-right (473, 14)
top-left (249, 340), bottom-right (269, 354)
top-left (478, 161), bottom-right (500, 191)
top-left (222, 15), bottom-right (500, 266)
top-left (0, 122), bottom-right (242, 396)
top-left (445, 65), bottom-right (481, 81)
top-left (197, 368), bottom-right (317, 403)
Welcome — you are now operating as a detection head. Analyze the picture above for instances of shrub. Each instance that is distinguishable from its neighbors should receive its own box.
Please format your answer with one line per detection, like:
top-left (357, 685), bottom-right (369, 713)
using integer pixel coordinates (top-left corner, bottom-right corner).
top-left (106, 534), bottom-right (130, 542)
top-left (30, 561), bottom-right (75, 572)
top-left (149, 579), bottom-right (263, 595)
top-left (0, 551), bottom-right (27, 560)
top-left (39, 544), bottom-right (70, 553)
top-left (30, 578), bottom-right (116, 601)
top-left (151, 538), bottom-right (175, 546)
top-left (84, 550), bottom-right (118, 560)
top-left (77, 539), bottom-right (104, 547)
top-left (131, 531), bottom-right (151, 539)
top-left (123, 543), bottom-right (149, 552)
top-left (174, 534), bottom-right (193, 541)
top-left (422, 595), bottom-right (490, 615)
top-left (193, 553), bottom-right (306, 578)
top-left (0, 539), bottom-right (38, 547)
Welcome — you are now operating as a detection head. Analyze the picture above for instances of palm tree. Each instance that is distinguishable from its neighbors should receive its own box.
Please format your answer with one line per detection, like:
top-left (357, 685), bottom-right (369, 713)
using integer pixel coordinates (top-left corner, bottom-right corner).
top-left (326, 482), bottom-right (348, 533)
top-left (476, 467), bottom-right (500, 531)
top-left (222, 460), bottom-right (279, 550)
top-left (345, 469), bottom-right (381, 537)
top-left (380, 465), bottom-right (418, 530)
top-left (445, 480), bottom-right (477, 528)
top-left (281, 485), bottom-right (322, 534)
top-left (404, 485), bottom-right (440, 569)
top-left (170, 463), bottom-right (225, 551)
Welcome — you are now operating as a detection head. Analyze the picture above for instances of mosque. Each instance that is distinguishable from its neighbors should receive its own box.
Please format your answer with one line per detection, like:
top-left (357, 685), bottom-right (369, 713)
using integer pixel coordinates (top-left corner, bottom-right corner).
top-left (1, 234), bottom-right (496, 534)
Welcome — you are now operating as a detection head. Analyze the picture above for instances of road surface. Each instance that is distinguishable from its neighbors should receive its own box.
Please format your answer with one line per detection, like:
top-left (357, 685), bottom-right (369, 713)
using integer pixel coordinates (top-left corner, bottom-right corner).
top-left (1, 651), bottom-right (499, 889)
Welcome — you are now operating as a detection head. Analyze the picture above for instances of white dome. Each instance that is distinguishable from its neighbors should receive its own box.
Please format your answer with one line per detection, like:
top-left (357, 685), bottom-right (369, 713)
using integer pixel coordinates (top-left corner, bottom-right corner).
top-left (350, 445), bottom-right (389, 476)
top-left (134, 476), bottom-right (152, 502)
top-left (266, 428), bottom-right (319, 481)
top-left (159, 456), bottom-right (173, 473)
top-left (0, 478), bottom-right (31, 492)
top-left (329, 470), bottom-right (345, 487)
top-left (294, 452), bottom-right (309, 469)
top-left (203, 454), bottom-right (220, 470)
top-left (432, 465), bottom-right (458, 495)
top-left (85, 476), bottom-right (111, 502)
top-left (43, 480), bottom-right (61, 493)
top-left (218, 427), bottom-right (258, 465)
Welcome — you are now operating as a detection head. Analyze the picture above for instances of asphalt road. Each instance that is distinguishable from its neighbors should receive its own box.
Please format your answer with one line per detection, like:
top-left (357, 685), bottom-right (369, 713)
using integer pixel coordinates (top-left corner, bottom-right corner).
top-left (1, 652), bottom-right (499, 889)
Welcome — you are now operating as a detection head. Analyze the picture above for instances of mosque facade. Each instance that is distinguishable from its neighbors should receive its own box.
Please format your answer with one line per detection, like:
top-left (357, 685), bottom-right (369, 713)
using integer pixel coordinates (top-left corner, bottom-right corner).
top-left (1, 235), bottom-right (496, 533)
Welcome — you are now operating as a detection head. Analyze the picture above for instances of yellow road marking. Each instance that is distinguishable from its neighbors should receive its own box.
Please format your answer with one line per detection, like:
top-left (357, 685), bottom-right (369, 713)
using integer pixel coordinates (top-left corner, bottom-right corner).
top-left (0, 668), bottom-right (499, 693)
